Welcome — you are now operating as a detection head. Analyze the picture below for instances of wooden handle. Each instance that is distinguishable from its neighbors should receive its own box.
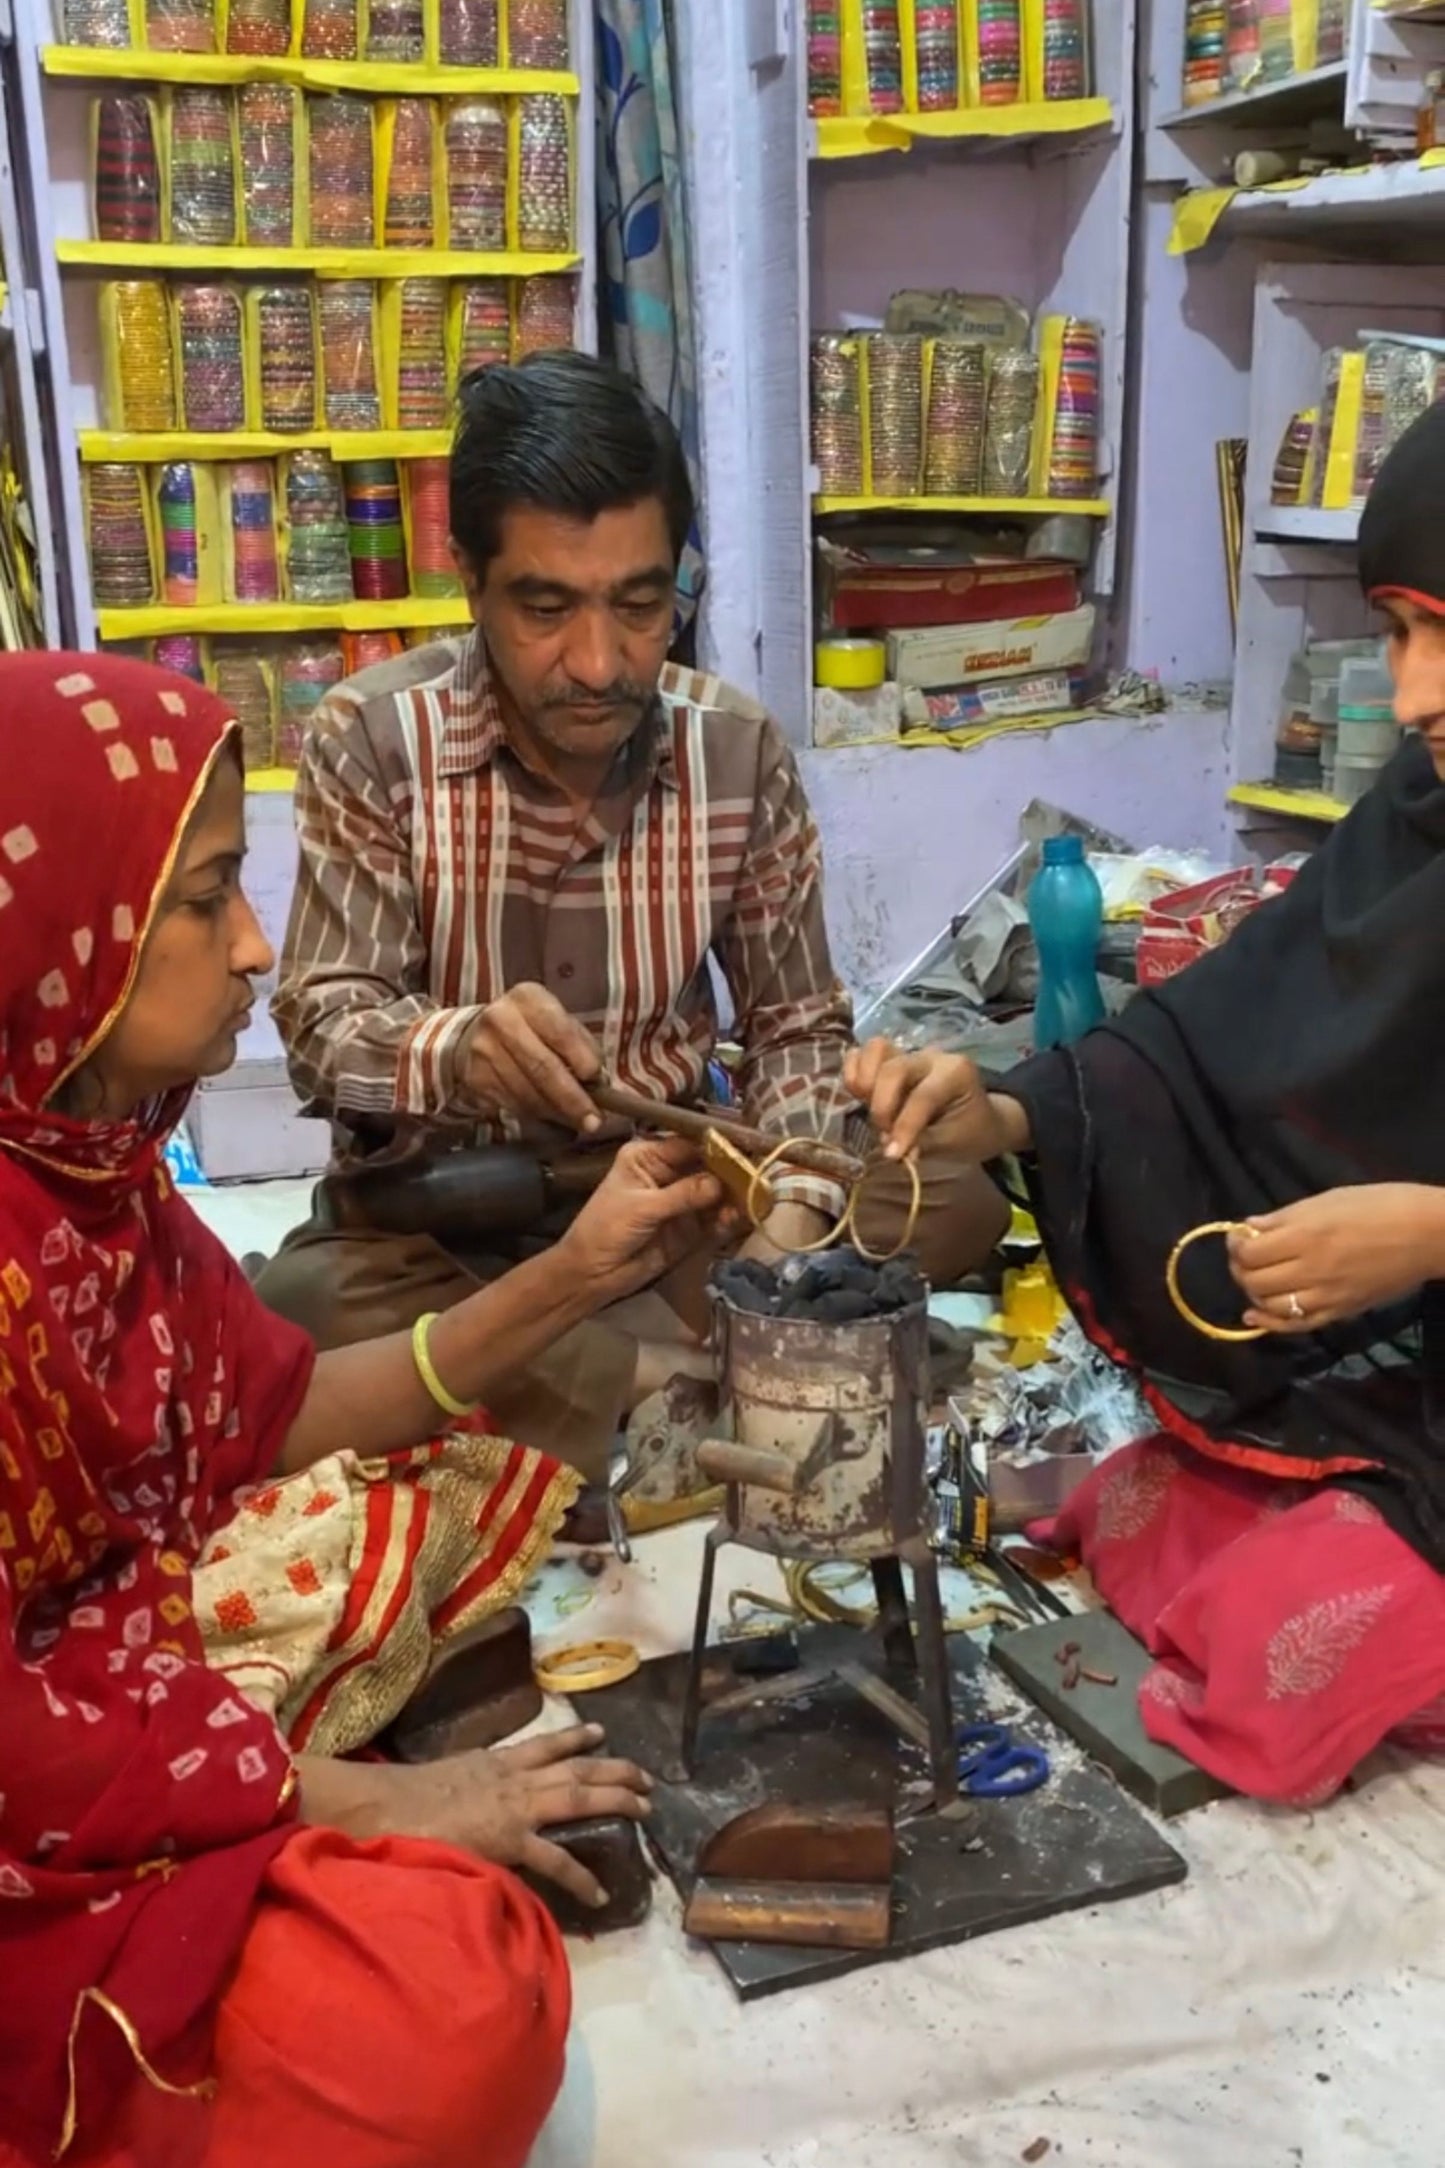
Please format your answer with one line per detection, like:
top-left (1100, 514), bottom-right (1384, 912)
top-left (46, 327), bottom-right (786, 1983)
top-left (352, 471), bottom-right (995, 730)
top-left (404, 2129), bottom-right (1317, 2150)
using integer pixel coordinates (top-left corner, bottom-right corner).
top-left (589, 1080), bottom-right (863, 1188)
top-left (695, 1440), bottom-right (799, 1493)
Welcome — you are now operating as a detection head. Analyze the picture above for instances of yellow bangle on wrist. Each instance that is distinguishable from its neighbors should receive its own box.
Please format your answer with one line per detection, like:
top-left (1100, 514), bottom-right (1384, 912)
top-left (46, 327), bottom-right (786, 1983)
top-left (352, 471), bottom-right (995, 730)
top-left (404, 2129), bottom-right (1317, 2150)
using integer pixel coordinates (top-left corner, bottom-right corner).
top-left (411, 1310), bottom-right (479, 1420)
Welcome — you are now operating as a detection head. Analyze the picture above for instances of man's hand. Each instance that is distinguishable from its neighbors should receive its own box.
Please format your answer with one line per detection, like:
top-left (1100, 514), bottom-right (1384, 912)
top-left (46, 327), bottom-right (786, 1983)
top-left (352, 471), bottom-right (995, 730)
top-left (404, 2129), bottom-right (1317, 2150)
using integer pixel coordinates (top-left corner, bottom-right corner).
top-left (557, 1137), bottom-right (727, 1306)
top-left (464, 984), bottom-right (605, 1132)
top-left (844, 1039), bottom-right (1031, 1164)
top-left (1228, 1184), bottom-right (1445, 1334)
top-left (300, 1725), bottom-right (651, 1908)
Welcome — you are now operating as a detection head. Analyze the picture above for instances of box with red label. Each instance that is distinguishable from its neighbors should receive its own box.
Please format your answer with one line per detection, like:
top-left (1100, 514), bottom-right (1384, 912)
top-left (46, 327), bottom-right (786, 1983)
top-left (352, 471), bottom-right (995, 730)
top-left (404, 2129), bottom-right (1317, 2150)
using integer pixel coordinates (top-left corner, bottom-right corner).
top-left (886, 606), bottom-right (1095, 691)
top-left (1136, 863), bottom-right (1299, 987)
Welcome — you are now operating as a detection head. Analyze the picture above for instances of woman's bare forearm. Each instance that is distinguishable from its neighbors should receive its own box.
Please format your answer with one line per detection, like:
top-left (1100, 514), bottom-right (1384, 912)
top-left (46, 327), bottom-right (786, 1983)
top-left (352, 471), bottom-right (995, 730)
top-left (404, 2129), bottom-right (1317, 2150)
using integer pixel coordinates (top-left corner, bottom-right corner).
top-left (276, 1245), bottom-right (592, 1476)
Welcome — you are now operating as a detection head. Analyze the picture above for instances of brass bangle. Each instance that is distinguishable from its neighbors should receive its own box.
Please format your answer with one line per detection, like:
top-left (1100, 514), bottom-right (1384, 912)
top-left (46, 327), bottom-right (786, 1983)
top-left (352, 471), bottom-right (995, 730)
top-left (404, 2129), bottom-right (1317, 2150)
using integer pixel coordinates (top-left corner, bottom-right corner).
top-left (533, 1638), bottom-right (641, 1694)
top-left (847, 1148), bottom-right (923, 1264)
top-left (745, 1137), bottom-right (854, 1250)
top-left (1165, 1221), bottom-right (1266, 1344)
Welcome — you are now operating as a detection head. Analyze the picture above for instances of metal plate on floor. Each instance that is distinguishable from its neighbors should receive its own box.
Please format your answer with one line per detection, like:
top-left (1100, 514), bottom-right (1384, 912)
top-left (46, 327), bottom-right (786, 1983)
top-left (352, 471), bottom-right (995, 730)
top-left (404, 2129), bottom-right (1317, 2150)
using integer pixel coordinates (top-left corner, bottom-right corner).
top-left (583, 1623), bottom-right (1187, 1999)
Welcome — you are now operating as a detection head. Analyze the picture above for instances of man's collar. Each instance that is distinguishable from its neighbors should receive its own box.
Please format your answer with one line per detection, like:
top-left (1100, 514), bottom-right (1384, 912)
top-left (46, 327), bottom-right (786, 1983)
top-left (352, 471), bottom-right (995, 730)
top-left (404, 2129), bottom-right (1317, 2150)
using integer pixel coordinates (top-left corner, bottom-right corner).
top-left (439, 627), bottom-right (679, 792)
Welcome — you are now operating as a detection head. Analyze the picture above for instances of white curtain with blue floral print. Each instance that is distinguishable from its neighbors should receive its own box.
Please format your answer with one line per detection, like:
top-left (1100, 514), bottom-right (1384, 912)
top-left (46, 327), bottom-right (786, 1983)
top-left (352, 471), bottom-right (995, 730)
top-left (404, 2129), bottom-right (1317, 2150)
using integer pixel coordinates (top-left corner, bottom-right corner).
top-left (595, 0), bottom-right (703, 629)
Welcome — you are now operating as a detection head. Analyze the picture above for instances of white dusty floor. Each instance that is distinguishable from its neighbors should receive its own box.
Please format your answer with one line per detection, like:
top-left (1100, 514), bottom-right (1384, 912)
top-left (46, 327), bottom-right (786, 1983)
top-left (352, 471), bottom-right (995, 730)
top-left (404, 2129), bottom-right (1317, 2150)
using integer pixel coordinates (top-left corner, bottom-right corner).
top-left (199, 1178), bottom-right (1445, 2168)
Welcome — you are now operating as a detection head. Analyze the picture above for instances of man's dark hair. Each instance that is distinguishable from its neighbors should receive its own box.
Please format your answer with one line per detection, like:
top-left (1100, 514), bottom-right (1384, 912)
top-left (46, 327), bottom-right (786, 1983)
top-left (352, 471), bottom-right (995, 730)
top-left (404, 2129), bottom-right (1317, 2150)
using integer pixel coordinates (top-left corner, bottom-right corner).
top-left (449, 350), bottom-right (694, 574)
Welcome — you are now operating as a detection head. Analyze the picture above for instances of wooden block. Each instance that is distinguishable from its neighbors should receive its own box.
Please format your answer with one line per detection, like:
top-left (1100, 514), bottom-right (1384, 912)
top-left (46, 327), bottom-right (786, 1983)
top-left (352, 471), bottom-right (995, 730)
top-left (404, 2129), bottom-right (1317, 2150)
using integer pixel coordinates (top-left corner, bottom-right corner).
top-left (386, 1609), bottom-right (542, 1761)
top-left (698, 1802), bottom-right (894, 1886)
top-left (992, 1610), bottom-right (1233, 1818)
top-left (520, 1815), bottom-right (654, 1937)
top-left (684, 1879), bottom-right (891, 1950)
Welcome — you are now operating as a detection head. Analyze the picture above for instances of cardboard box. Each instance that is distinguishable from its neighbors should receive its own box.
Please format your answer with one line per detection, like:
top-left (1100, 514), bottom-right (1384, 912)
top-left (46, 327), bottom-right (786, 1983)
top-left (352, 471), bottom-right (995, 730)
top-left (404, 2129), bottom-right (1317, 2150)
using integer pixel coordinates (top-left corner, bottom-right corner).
top-left (816, 535), bottom-right (1080, 632)
top-left (189, 1059), bottom-right (331, 1181)
top-left (887, 606), bottom-right (1096, 691)
top-left (908, 671), bottom-right (1084, 730)
top-left (1136, 864), bottom-right (1298, 987)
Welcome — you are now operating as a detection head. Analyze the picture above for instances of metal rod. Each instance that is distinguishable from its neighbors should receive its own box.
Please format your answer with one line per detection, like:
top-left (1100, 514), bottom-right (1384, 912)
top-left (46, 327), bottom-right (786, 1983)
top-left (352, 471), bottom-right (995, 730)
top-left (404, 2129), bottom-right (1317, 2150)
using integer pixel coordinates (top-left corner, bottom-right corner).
top-left (590, 1080), bottom-right (864, 1188)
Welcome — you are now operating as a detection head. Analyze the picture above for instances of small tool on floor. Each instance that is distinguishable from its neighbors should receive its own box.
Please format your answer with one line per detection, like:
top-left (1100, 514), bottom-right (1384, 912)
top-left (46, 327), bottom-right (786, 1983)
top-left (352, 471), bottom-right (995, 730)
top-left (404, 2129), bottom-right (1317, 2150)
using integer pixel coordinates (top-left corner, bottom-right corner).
top-left (956, 1722), bottom-right (1049, 1799)
top-left (682, 1802), bottom-right (894, 1952)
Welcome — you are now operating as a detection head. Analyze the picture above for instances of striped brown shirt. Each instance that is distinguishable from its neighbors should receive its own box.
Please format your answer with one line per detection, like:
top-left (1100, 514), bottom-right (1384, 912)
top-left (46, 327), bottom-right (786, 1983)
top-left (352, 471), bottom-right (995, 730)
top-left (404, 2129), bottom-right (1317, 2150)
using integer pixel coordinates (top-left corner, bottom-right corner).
top-left (273, 630), bottom-right (855, 1206)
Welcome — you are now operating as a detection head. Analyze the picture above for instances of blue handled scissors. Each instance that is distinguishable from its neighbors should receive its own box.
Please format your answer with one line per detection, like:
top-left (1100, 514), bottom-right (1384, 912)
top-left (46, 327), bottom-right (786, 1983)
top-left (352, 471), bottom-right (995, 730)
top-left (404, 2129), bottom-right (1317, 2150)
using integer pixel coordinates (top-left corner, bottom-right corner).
top-left (956, 1722), bottom-right (1050, 1798)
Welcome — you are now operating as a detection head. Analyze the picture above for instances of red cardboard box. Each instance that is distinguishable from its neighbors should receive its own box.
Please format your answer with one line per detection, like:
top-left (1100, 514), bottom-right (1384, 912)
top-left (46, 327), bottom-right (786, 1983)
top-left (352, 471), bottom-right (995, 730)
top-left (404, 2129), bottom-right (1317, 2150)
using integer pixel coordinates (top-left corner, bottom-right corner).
top-left (1136, 864), bottom-right (1298, 987)
top-left (816, 535), bottom-right (1080, 631)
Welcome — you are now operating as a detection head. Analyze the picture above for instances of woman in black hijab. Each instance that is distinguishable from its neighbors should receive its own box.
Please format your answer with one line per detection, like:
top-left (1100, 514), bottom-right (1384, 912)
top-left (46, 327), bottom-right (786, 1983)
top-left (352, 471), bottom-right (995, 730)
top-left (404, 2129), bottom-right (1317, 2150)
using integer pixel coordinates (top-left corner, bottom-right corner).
top-left (849, 401), bottom-right (1445, 1805)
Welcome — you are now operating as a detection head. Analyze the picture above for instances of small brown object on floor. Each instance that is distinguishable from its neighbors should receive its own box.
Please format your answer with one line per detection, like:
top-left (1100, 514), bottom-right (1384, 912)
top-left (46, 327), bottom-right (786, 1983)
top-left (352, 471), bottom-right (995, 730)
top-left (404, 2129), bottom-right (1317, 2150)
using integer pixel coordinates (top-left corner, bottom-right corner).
top-left (385, 1608), bottom-right (540, 1761)
top-left (994, 1610), bottom-right (1233, 1817)
top-left (684, 1879), bottom-right (890, 1950)
top-left (698, 1802), bottom-right (894, 1886)
top-left (519, 1813), bottom-right (654, 1937)
top-left (577, 1549), bottom-right (607, 1578)
top-left (1078, 1666), bottom-right (1118, 1687)
top-left (1022, 2139), bottom-right (1052, 2164)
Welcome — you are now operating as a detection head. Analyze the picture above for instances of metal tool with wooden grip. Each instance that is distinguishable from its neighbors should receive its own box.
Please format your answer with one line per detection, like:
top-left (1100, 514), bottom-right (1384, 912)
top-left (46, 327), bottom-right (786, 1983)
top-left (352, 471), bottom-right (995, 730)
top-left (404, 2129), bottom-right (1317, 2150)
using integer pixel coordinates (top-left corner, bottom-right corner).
top-left (588, 1078), bottom-right (864, 1219)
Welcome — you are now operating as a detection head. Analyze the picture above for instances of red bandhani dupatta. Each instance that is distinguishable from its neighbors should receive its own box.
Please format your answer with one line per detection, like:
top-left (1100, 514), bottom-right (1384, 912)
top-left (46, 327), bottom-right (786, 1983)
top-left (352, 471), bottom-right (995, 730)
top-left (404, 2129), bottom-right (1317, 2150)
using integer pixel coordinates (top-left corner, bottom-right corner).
top-left (0, 657), bottom-right (315, 2161)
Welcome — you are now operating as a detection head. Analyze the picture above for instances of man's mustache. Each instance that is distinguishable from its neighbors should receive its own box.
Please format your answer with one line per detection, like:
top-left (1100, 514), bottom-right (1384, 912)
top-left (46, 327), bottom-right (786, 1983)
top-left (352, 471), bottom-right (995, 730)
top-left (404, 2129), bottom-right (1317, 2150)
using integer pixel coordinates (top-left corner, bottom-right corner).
top-left (538, 680), bottom-right (650, 711)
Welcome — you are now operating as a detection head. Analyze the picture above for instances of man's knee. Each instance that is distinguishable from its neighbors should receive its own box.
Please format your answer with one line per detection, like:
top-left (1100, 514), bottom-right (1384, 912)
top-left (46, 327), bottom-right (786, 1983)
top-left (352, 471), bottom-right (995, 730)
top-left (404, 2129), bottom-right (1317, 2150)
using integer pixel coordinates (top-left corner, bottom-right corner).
top-left (252, 1227), bottom-right (472, 1350)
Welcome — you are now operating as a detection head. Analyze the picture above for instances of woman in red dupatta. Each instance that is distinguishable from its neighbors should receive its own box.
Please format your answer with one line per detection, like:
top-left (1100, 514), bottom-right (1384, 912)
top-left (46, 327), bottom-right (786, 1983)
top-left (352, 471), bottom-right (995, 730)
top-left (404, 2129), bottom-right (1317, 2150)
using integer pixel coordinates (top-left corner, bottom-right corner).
top-left (0, 654), bottom-right (719, 2167)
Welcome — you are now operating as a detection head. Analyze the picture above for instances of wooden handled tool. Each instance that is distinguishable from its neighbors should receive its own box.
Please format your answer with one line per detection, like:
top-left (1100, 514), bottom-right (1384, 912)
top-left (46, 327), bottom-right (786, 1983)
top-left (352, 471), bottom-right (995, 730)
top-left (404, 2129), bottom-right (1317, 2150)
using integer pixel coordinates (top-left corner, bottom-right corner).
top-left (589, 1079), bottom-right (864, 1190)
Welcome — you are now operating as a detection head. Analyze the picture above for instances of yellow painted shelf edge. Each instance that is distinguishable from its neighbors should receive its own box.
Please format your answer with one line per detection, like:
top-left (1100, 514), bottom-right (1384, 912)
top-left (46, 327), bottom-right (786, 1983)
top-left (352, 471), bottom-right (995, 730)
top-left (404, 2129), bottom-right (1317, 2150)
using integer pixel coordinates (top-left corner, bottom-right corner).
top-left (58, 241), bottom-right (580, 276)
top-left (1228, 782), bottom-right (1348, 822)
top-left (41, 46), bottom-right (579, 95)
top-left (97, 598), bottom-right (470, 637)
top-left (814, 492), bottom-right (1111, 516)
top-left (246, 766), bottom-right (298, 792)
top-left (79, 428), bottom-right (454, 461)
top-left (814, 98), bottom-right (1114, 159)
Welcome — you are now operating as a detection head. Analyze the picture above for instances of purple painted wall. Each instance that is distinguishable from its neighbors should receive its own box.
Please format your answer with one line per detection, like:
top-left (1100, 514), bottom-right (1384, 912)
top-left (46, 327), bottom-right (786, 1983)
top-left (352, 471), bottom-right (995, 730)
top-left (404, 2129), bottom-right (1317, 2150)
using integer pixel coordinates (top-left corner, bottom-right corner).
top-left (800, 707), bottom-right (1232, 997)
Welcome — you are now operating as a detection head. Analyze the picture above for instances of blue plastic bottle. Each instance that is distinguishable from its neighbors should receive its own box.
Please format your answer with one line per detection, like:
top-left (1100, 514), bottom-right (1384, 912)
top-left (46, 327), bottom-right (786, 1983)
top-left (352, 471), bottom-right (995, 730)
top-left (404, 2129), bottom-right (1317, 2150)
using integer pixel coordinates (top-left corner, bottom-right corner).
top-left (1028, 834), bottom-right (1105, 1050)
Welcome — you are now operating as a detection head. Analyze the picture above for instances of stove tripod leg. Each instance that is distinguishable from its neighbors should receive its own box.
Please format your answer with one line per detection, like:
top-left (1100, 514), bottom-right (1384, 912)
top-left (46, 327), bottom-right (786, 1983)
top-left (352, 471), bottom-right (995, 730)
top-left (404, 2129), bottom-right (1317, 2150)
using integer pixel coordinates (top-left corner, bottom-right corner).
top-left (680, 1523), bottom-right (725, 1775)
top-left (909, 1547), bottom-right (958, 1810)
top-left (872, 1556), bottom-right (915, 1673)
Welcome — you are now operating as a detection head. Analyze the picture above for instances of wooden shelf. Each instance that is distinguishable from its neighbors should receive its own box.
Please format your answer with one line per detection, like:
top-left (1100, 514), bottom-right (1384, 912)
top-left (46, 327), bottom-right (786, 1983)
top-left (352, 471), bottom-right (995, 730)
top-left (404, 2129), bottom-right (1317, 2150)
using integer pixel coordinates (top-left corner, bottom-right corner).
top-left (1159, 58), bottom-right (1348, 128)
top-left (40, 46), bottom-right (578, 95)
top-left (97, 597), bottom-right (468, 637)
top-left (814, 492), bottom-right (1111, 517)
top-left (811, 97), bottom-right (1114, 160)
top-left (57, 241), bottom-right (578, 277)
top-left (79, 428), bottom-right (453, 462)
top-left (1229, 781), bottom-right (1349, 822)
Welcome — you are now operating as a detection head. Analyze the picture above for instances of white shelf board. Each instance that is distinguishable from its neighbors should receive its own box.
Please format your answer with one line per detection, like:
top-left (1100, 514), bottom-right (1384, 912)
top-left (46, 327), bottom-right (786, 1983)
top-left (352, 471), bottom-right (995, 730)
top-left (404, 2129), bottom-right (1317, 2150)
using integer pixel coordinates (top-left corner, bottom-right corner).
top-left (1222, 155), bottom-right (1445, 238)
top-left (1253, 505), bottom-right (1361, 544)
top-left (1158, 57), bottom-right (1348, 128)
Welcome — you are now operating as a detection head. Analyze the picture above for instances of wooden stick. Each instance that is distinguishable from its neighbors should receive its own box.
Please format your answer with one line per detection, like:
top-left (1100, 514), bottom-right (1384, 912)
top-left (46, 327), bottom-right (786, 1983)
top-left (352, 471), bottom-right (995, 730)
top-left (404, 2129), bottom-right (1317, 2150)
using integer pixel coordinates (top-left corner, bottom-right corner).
top-left (589, 1080), bottom-right (864, 1187)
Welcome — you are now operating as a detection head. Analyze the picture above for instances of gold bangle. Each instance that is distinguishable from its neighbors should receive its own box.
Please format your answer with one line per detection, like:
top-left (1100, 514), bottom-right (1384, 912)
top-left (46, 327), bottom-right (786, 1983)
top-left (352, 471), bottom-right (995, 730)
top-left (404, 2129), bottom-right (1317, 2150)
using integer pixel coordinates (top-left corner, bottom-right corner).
top-left (411, 1310), bottom-right (479, 1419)
top-left (848, 1149), bottom-right (923, 1264)
top-left (1164, 1222), bottom-right (1266, 1344)
top-left (744, 1136), bottom-right (854, 1250)
top-left (533, 1638), bottom-right (641, 1694)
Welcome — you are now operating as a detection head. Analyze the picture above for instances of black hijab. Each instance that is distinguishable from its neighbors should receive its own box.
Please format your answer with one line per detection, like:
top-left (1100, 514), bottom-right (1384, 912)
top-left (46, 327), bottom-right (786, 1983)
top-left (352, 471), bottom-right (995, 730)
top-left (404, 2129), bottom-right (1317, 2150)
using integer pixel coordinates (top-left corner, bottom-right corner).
top-left (1000, 406), bottom-right (1445, 1563)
